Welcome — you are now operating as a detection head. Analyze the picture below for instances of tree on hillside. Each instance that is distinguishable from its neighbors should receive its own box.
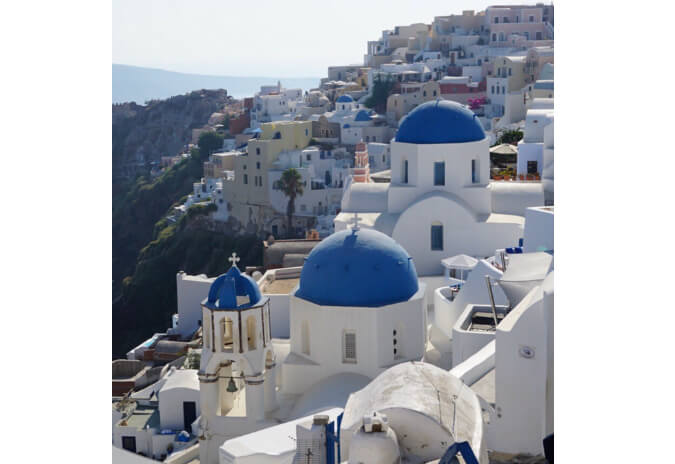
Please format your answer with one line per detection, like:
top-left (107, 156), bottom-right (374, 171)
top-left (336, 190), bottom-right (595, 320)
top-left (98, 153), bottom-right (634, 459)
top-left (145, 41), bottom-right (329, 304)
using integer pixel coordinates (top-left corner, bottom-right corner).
top-left (364, 75), bottom-right (395, 114)
top-left (198, 131), bottom-right (224, 160)
top-left (279, 168), bottom-right (304, 238)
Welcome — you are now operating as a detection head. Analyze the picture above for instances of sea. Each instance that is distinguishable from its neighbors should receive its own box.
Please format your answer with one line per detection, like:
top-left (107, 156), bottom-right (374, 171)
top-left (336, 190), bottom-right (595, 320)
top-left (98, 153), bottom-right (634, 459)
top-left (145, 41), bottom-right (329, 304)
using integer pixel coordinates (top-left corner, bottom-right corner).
top-left (113, 64), bottom-right (321, 104)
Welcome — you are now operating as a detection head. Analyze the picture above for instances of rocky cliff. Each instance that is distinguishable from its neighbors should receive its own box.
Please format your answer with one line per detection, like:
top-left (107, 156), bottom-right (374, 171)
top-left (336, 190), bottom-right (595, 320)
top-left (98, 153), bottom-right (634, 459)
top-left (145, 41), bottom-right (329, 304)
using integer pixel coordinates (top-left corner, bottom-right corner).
top-left (112, 89), bottom-right (230, 179)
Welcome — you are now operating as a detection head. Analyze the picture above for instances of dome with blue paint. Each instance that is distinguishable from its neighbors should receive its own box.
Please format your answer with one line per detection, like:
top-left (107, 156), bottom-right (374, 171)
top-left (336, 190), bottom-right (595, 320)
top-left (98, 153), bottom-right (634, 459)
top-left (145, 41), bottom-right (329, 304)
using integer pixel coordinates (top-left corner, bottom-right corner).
top-left (395, 99), bottom-right (485, 144)
top-left (296, 228), bottom-right (419, 307)
top-left (354, 110), bottom-right (372, 122)
top-left (336, 94), bottom-right (354, 103)
top-left (206, 265), bottom-right (262, 309)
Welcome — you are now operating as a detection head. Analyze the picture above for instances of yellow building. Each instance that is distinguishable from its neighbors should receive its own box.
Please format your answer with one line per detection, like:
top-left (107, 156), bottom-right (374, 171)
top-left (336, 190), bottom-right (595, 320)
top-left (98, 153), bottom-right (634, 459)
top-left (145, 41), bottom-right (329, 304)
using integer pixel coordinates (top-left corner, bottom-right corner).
top-left (223, 121), bottom-right (313, 234)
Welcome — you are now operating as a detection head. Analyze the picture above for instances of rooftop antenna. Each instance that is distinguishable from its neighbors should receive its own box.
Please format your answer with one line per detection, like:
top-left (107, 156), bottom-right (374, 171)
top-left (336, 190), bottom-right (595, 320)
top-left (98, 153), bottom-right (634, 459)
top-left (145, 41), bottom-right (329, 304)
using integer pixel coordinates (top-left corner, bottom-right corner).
top-left (349, 212), bottom-right (362, 232)
top-left (228, 252), bottom-right (240, 267)
top-left (485, 275), bottom-right (499, 328)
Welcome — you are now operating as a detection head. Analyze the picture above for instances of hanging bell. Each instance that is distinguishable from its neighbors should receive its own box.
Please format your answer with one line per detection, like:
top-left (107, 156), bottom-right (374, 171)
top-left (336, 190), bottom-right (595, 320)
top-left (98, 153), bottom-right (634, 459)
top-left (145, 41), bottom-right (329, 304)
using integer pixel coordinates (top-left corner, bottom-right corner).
top-left (226, 377), bottom-right (238, 393)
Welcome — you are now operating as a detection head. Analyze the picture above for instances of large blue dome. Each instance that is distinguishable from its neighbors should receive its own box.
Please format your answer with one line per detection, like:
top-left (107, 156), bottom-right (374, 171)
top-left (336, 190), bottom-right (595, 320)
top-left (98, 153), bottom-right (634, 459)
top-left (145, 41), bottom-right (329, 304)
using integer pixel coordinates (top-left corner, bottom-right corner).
top-left (336, 94), bottom-right (354, 103)
top-left (295, 228), bottom-right (419, 307)
top-left (395, 99), bottom-right (485, 144)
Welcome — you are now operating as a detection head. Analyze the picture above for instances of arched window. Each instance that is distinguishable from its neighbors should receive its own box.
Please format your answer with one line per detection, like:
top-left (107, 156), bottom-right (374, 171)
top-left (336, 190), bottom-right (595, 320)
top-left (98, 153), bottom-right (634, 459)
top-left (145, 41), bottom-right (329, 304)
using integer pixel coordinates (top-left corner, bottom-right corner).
top-left (431, 222), bottom-right (443, 251)
top-left (402, 159), bottom-right (409, 184)
top-left (221, 317), bottom-right (234, 353)
top-left (246, 316), bottom-right (257, 351)
top-left (301, 321), bottom-right (310, 355)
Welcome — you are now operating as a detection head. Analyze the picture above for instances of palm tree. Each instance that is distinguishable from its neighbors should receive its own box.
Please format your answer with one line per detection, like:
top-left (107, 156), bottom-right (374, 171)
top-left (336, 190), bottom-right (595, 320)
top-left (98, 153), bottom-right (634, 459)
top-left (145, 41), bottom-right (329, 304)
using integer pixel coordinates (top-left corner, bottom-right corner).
top-left (279, 168), bottom-right (304, 238)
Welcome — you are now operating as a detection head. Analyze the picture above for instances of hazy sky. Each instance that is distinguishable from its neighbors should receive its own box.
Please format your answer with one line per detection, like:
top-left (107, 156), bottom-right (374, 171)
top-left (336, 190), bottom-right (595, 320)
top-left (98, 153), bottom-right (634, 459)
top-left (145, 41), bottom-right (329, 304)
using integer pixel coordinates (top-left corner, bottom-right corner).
top-left (113, 0), bottom-right (514, 77)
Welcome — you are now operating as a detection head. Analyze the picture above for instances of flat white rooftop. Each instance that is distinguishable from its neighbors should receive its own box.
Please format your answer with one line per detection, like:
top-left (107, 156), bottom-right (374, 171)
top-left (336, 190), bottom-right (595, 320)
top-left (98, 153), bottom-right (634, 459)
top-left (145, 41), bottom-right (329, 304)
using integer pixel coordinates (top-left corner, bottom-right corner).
top-left (219, 407), bottom-right (343, 462)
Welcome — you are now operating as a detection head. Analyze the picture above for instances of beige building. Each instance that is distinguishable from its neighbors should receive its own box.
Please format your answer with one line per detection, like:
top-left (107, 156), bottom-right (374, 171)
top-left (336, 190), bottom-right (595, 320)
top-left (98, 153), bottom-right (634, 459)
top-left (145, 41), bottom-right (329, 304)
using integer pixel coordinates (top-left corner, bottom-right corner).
top-left (203, 151), bottom-right (239, 179)
top-left (222, 121), bottom-right (313, 235)
top-left (386, 81), bottom-right (441, 121)
top-left (524, 46), bottom-right (554, 84)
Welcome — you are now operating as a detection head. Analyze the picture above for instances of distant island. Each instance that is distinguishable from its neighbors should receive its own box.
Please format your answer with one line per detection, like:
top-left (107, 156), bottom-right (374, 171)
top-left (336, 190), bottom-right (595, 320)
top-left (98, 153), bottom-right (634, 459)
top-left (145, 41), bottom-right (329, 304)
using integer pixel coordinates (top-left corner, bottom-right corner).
top-left (112, 64), bottom-right (320, 104)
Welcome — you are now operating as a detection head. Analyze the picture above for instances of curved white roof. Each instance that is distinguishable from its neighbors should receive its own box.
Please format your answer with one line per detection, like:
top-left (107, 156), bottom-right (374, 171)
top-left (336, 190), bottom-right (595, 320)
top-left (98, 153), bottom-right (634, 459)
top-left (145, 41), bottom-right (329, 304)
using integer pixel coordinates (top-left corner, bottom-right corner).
top-left (159, 368), bottom-right (199, 393)
top-left (342, 362), bottom-right (486, 462)
top-left (341, 181), bottom-right (389, 212)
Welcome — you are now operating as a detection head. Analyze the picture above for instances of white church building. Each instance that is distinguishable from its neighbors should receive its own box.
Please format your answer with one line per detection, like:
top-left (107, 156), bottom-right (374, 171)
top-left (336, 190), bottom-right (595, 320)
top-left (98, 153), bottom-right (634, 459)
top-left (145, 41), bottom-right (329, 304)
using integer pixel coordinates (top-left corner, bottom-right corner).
top-left (336, 99), bottom-right (544, 276)
top-left (282, 225), bottom-right (428, 395)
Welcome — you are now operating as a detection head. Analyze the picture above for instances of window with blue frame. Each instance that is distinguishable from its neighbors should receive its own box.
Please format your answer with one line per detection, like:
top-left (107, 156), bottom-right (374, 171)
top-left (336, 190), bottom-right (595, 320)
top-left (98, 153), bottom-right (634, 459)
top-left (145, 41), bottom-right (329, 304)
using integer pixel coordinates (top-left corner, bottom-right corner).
top-left (431, 223), bottom-right (443, 251)
top-left (434, 162), bottom-right (445, 186)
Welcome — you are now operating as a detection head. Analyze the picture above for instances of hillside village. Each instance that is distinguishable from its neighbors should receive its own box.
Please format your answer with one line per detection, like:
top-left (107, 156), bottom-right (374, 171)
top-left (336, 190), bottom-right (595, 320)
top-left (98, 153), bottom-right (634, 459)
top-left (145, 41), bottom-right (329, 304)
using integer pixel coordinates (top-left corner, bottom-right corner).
top-left (113, 4), bottom-right (555, 464)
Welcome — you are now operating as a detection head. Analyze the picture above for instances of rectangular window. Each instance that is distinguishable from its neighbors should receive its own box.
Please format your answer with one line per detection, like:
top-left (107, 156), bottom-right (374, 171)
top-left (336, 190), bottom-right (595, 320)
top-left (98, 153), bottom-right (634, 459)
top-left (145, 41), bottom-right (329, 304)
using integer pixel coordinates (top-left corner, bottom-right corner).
top-left (472, 159), bottom-right (479, 184)
top-left (343, 331), bottom-right (357, 363)
top-left (434, 162), bottom-right (445, 186)
top-left (403, 160), bottom-right (409, 184)
top-left (256, 162), bottom-right (260, 169)
top-left (527, 160), bottom-right (538, 174)
top-left (431, 225), bottom-right (443, 251)
top-left (243, 174), bottom-right (248, 185)
top-left (122, 436), bottom-right (136, 453)
top-left (529, 15), bottom-right (534, 22)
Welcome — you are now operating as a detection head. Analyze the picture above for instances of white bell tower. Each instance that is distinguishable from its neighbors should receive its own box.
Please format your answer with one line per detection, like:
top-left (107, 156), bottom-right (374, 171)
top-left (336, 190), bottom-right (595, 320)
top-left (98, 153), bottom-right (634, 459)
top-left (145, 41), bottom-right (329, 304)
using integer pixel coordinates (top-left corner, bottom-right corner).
top-left (197, 254), bottom-right (277, 464)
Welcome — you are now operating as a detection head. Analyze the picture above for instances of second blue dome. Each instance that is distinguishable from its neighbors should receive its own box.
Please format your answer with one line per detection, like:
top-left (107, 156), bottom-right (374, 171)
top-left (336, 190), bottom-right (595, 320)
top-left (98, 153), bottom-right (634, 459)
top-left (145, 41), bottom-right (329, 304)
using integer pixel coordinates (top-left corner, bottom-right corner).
top-left (395, 99), bottom-right (485, 144)
top-left (295, 228), bottom-right (419, 307)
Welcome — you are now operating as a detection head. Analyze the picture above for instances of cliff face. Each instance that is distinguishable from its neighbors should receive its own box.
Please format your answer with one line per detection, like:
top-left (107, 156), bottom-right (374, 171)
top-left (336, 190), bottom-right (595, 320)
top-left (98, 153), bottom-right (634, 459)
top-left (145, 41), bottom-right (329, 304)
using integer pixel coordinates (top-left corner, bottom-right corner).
top-left (112, 89), bottom-right (229, 178)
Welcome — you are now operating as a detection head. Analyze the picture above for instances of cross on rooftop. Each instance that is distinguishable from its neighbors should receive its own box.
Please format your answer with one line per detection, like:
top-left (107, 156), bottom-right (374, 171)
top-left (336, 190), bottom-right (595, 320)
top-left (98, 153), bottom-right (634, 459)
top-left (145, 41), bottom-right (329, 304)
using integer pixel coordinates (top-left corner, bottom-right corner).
top-left (305, 448), bottom-right (313, 464)
top-left (229, 252), bottom-right (240, 265)
top-left (350, 212), bottom-right (362, 231)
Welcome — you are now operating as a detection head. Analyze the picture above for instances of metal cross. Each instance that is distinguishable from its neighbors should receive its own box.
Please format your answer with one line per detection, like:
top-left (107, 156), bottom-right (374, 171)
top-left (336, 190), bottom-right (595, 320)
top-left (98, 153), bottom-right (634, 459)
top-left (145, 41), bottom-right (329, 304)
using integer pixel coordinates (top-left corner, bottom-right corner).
top-left (350, 212), bottom-right (362, 231)
top-left (228, 252), bottom-right (240, 265)
top-left (305, 448), bottom-right (313, 464)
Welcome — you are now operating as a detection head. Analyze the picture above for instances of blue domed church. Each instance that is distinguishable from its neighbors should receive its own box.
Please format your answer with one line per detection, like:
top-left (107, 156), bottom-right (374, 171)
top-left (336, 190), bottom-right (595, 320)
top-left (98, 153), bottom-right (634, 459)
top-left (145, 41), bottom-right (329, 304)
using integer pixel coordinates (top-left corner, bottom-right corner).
top-left (281, 224), bottom-right (428, 396)
top-left (336, 100), bottom-right (543, 275)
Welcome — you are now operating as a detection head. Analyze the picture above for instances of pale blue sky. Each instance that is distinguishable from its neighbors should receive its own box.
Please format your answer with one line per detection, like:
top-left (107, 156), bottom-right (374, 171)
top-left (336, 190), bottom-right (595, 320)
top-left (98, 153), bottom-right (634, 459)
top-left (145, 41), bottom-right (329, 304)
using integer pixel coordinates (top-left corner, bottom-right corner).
top-left (113, 0), bottom-right (513, 77)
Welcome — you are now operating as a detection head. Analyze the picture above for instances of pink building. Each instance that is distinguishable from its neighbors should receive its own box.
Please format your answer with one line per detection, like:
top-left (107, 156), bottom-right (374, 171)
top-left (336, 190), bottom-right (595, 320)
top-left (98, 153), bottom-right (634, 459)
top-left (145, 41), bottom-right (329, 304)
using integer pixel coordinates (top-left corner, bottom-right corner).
top-left (353, 142), bottom-right (370, 183)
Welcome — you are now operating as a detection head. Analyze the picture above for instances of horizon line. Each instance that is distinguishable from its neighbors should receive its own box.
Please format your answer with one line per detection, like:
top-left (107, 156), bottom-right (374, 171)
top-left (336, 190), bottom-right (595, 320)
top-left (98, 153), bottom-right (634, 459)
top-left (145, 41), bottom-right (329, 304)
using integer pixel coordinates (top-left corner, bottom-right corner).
top-left (113, 63), bottom-right (323, 80)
